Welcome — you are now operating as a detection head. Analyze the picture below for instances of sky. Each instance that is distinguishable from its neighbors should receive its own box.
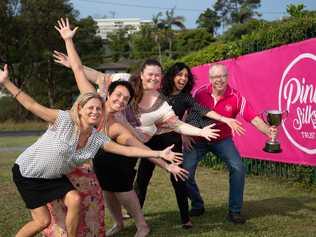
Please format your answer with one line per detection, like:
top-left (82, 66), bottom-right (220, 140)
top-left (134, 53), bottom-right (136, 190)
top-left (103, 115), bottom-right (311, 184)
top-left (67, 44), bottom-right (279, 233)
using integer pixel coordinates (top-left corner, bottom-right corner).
top-left (70, 0), bottom-right (316, 29)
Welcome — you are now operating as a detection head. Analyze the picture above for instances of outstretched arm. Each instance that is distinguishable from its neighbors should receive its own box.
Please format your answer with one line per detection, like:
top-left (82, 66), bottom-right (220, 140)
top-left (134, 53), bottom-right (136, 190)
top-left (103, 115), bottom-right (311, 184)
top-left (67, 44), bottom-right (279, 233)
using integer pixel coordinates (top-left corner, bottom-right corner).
top-left (174, 120), bottom-right (220, 141)
top-left (251, 116), bottom-right (277, 139)
top-left (102, 140), bottom-right (181, 162)
top-left (109, 122), bottom-right (182, 164)
top-left (185, 95), bottom-right (244, 136)
top-left (53, 50), bottom-right (111, 86)
top-left (205, 111), bottom-right (245, 136)
top-left (111, 122), bottom-right (187, 181)
top-left (0, 65), bottom-right (58, 123)
top-left (55, 18), bottom-right (96, 94)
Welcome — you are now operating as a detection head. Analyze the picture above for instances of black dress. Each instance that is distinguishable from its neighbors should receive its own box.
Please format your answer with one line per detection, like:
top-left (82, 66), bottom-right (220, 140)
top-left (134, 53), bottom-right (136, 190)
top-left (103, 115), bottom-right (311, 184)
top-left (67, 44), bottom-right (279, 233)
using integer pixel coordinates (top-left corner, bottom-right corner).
top-left (134, 92), bottom-right (210, 224)
top-left (93, 148), bottom-right (137, 192)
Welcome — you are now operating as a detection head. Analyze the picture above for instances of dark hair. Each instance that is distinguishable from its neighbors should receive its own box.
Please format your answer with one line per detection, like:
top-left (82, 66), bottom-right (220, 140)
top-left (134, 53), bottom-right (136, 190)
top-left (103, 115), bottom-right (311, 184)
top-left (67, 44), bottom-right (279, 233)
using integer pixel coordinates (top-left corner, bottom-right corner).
top-left (161, 62), bottom-right (194, 96)
top-left (108, 80), bottom-right (135, 104)
top-left (132, 59), bottom-right (163, 113)
top-left (140, 59), bottom-right (162, 73)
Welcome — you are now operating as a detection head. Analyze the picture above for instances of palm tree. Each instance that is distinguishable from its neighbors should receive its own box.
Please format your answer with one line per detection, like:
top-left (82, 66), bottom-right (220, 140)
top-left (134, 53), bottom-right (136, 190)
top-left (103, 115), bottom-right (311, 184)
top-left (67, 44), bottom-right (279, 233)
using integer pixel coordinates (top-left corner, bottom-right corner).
top-left (159, 8), bottom-right (186, 30)
top-left (152, 8), bottom-right (186, 58)
top-left (152, 12), bottom-right (164, 62)
top-left (160, 8), bottom-right (185, 57)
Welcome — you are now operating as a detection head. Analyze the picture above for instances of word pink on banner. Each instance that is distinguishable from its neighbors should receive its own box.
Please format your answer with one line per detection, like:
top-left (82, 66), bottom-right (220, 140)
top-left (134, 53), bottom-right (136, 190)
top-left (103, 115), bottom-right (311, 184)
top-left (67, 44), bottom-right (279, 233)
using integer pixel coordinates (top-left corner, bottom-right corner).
top-left (191, 38), bottom-right (316, 166)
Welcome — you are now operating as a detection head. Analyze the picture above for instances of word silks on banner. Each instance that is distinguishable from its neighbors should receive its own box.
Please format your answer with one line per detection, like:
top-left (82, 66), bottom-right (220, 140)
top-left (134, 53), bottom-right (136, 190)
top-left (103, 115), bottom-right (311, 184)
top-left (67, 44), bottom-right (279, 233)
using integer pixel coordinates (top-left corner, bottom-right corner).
top-left (192, 38), bottom-right (316, 166)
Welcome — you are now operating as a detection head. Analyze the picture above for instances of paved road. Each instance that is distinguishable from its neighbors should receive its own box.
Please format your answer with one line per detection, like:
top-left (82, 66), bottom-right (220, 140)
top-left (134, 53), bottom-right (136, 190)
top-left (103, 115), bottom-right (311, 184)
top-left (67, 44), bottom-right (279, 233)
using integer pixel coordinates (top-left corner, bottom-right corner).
top-left (0, 147), bottom-right (27, 152)
top-left (0, 131), bottom-right (43, 152)
top-left (0, 130), bottom-right (44, 137)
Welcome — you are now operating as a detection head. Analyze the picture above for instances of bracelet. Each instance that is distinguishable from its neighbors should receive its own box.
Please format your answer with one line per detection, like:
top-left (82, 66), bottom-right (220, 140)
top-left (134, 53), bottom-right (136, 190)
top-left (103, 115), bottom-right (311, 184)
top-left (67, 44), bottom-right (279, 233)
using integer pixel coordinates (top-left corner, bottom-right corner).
top-left (14, 89), bottom-right (22, 98)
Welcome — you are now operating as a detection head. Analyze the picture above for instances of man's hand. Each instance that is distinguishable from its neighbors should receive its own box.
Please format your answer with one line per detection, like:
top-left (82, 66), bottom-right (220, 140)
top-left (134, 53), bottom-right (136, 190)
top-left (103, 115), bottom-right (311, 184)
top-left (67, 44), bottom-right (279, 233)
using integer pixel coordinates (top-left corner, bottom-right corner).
top-left (221, 117), bottom-right (245, 136)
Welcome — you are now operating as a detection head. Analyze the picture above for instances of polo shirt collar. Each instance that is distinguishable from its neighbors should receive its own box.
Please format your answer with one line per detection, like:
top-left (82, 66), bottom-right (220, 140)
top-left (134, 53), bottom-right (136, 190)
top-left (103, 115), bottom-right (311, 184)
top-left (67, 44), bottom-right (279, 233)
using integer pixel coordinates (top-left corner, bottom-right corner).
top-left (207, 84), bottom-right (232, 98)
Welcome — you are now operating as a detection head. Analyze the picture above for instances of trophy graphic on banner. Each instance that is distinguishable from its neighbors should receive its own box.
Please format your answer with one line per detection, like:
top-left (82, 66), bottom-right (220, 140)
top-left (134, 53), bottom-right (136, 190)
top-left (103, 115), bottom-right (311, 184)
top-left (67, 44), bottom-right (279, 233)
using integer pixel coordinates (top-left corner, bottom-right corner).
top-left (263, 110), bottom-right (288, 153)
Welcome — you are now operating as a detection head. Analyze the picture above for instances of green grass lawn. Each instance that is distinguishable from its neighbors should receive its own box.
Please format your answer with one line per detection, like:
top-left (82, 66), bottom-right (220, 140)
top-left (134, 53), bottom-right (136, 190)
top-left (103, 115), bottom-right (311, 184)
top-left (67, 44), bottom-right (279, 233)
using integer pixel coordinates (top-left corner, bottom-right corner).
top-left (1, 137), bottom-right (316, 236)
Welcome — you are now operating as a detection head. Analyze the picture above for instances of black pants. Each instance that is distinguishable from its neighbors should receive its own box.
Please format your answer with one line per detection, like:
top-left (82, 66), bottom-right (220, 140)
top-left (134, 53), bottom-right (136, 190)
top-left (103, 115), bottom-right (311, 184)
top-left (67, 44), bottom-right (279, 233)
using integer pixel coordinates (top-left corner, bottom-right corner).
top-left (134, 133), bottom-right (190, 224)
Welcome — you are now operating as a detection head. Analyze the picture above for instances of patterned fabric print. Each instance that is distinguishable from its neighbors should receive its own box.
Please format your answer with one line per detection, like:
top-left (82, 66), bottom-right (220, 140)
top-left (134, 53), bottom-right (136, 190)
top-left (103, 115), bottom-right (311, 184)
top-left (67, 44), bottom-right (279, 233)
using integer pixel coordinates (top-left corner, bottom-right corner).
top-left (166, 92), bottom-right (210, 120)
top-left (15, 110), bottom-right (110, 179)
top-left (42, 162), bottom-right (105, 237)
top-left (125, 94), bottom-right (177, 142)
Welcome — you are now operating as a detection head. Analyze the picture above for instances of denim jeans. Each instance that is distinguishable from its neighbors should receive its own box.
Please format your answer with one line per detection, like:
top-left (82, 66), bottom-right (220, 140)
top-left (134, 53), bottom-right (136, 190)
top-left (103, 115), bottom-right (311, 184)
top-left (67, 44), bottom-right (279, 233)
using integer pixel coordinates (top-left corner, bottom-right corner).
top-left (183, 137), bottom-right (245, 213)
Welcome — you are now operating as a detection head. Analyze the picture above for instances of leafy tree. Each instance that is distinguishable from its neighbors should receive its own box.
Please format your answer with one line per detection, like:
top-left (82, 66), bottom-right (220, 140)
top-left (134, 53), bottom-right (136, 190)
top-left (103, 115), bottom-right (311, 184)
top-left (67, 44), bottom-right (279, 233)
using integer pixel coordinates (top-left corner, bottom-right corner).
top-left (0, 0), bottom-right (103, 120)
top-left (196, 8), bottom-right (220, 35)
top-left (106, 27), bottom-right (130, 61)
top-left (221, 19), bottom-right (266, 41)
top-left (174, 28), bottom-right (215, 58)
top-left (130, 24), bottom-right (157, 59)
top-left (75, 16), bottom-right (103, 65)
top-left (214, 0), bottom-right (261, 26)
top-left (286, 4), bottom-right (306, 17)
top-left (18, 0), bottom-right (78, 107)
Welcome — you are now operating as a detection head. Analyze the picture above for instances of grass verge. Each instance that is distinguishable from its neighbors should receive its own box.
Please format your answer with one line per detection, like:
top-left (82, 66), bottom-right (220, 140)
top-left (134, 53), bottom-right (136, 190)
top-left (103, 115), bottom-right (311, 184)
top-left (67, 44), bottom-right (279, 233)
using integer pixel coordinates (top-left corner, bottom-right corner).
top-left (1, 137), bottom-right (316, 236)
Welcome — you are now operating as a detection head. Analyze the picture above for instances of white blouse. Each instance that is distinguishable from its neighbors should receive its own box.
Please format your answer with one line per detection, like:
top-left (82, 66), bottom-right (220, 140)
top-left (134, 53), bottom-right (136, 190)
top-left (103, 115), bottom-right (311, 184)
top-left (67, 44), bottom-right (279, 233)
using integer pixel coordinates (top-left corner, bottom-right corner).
top-left (15, 110), bottom-right (110, 179)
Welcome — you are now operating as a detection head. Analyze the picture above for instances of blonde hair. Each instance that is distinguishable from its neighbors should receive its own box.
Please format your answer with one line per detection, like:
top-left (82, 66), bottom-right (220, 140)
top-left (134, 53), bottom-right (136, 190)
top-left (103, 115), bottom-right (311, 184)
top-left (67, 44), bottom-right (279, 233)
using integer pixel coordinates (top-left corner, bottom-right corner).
top-left (70, 92), bottom-right (104, 131)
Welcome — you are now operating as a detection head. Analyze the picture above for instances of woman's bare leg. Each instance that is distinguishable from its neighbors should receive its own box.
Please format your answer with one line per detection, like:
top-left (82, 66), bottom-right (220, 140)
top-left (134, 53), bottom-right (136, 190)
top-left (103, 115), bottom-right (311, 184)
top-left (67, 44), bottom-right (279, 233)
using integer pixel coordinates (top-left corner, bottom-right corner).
top-left (16, 205), bottom-right (51, 237)
top-left (116, 191), bottom-right (150, 237)
top-left (63, 190), bottom-right (81, 237)
top-left (104, 191), bottom-right (124, 236)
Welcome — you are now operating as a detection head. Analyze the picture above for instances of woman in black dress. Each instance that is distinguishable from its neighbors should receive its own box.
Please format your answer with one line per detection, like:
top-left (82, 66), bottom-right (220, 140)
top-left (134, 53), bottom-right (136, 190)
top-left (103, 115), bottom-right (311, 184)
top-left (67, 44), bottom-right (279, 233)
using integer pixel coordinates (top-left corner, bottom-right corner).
top-left (134, 62), bottom-right (244, 228)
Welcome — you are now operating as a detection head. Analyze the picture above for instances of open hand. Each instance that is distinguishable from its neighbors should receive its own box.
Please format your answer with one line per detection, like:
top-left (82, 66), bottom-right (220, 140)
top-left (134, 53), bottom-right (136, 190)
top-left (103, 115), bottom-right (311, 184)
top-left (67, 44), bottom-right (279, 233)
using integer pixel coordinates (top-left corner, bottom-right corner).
top-left (160, 144), bottom-right (183, 163)
top-left (167, 164), bottom-right (189, 181)
top-left (55, 17), bottom-right (78, 40)
top-left (53, 50), bottom-right (71, 68)
top-left (221, 117), bottom-right (245, 136)
top-left (201, 123), bottom-right (220, 141)
top-left (0, 64), bottom-right (9, 84)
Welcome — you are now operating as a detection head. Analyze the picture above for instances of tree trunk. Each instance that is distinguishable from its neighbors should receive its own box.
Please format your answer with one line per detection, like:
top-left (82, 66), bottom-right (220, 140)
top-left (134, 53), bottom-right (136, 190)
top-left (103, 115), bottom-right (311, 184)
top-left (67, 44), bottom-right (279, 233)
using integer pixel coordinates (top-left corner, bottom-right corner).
top-left (46, 58), bottom-right (55, 107)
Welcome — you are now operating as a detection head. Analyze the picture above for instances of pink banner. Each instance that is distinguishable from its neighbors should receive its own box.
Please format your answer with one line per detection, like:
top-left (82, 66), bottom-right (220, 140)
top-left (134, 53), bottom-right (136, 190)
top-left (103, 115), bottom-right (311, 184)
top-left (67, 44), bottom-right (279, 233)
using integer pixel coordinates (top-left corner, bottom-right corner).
top-left (192, 38), bottom-right (316, 166)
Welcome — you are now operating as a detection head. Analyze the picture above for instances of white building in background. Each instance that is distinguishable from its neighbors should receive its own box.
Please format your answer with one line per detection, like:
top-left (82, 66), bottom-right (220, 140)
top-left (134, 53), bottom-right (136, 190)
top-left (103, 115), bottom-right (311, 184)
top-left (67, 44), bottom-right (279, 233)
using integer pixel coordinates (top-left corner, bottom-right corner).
top-left (94, 18), bottom-right (152, 40)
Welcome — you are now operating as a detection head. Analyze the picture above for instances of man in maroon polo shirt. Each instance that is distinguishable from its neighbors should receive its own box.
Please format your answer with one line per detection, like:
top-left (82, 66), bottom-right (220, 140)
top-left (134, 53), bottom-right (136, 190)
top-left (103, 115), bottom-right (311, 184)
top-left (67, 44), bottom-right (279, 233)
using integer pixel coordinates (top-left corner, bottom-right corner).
top-left (183, 63), bottom-right (276, 224)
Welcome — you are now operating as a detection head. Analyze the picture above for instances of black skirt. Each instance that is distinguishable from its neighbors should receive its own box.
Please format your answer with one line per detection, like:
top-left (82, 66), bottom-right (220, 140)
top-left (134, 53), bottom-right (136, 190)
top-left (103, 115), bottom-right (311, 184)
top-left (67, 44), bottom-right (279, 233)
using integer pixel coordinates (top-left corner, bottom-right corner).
top-left (12, 164), bottom-right (75, 209)
top-left (93, 148), bottom-right (137, 192)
